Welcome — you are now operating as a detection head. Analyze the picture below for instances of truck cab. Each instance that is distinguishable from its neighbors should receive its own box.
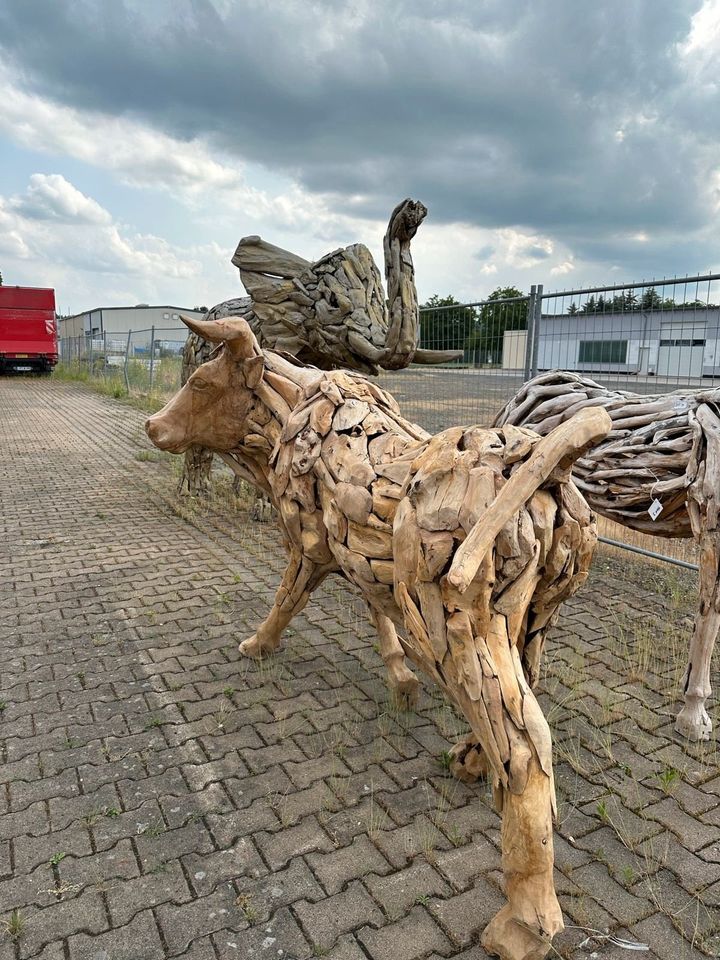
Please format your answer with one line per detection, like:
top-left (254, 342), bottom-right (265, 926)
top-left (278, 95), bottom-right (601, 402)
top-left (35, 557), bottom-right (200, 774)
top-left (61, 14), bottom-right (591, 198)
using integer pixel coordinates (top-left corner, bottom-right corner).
top-left (0, 286), bottom-right (58, 374)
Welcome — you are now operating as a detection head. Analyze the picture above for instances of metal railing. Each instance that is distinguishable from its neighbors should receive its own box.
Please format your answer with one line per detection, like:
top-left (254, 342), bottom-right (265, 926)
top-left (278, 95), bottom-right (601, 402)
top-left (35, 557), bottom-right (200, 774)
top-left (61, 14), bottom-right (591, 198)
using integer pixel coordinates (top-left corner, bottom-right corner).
top-left (56, 273), bottom-right (720, 569)
top-left (58, 326), bottom-right (187, 397)
top-left (381, 271), bottom-right (720, 570)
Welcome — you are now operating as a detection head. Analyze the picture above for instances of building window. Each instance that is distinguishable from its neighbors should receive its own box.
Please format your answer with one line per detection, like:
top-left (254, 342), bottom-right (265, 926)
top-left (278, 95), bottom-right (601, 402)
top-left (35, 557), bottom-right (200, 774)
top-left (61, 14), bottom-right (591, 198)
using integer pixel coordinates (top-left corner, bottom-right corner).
top-left (578, 340), bottom-right (628, 364)
top-left (659, 339), bottom-right (705, 347)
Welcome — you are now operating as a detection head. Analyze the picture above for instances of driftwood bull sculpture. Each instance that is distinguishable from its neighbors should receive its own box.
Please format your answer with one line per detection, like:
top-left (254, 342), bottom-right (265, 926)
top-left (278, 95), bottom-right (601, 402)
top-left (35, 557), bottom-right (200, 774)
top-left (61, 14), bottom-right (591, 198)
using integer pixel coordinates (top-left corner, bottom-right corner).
top-left (177, 199), bottom-right (461, 496)
top-left (495, 370), bottom-right (720, 743)
top-left (146, 317), bottom-right (611, 960)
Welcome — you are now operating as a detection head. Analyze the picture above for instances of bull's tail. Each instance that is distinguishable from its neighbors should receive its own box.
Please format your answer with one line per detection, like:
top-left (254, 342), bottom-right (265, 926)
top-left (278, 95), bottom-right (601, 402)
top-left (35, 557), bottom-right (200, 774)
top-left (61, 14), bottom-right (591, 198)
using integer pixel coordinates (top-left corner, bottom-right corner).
top-left (447, 407), bottom-right (612, 593)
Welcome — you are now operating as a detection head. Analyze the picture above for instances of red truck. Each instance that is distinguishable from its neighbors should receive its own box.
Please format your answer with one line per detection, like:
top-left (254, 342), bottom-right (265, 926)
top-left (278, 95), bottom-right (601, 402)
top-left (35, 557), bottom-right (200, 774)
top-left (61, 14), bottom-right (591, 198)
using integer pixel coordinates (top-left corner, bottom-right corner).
top-left (0, 286), bottom-right (58, 374)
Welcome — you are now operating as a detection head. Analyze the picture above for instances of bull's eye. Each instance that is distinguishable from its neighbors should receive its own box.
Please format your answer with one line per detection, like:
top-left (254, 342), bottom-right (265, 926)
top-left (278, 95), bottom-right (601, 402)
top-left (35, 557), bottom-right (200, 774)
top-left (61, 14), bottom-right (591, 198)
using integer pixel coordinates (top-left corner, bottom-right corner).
top-left (191, 379), bottom-right (209, 392)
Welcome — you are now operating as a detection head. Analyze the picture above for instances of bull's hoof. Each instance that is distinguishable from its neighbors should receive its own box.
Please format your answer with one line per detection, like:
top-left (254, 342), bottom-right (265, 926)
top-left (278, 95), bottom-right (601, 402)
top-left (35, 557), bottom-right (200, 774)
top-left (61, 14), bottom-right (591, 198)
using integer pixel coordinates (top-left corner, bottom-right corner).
top-left (448, 737), bottom-right (490, 783)
top-left (481, 905), bottom-right (557, 960)
top-left (390, 675), bottom-right (421, 711)
top-left (675, 702), bottom-right (712, 742)
top-left (239, 634), bottom-right (278, 660)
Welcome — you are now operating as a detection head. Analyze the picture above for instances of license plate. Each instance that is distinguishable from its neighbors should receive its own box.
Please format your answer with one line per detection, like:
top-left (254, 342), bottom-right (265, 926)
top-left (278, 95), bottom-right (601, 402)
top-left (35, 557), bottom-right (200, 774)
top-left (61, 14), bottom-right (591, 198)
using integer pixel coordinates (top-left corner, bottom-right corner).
top-left (15, 354), bottom-right (29, 358)
top-left (15, 366), bottom-right (32, 371)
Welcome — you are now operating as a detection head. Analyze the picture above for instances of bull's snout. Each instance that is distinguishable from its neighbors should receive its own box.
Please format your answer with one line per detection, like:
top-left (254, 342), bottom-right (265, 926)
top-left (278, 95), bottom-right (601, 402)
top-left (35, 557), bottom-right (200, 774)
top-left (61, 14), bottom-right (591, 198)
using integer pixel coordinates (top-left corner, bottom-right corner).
top-left (145, 414), bottom-right (188, 453)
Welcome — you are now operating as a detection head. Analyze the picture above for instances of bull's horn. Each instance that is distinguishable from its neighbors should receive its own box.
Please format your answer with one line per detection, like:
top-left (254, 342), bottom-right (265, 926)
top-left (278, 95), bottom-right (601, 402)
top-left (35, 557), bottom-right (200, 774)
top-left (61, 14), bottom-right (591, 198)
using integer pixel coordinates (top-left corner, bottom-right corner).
top-left (180, 314), bottom-right (257, 360)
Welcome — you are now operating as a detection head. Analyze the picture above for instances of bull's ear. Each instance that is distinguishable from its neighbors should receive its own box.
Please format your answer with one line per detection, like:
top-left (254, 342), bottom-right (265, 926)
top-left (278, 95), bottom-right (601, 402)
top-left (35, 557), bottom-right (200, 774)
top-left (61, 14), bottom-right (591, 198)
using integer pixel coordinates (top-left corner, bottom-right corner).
top-left (180, 314), bottom-right (256, 361)
top-left (244, 355), bottom-right (264, 389)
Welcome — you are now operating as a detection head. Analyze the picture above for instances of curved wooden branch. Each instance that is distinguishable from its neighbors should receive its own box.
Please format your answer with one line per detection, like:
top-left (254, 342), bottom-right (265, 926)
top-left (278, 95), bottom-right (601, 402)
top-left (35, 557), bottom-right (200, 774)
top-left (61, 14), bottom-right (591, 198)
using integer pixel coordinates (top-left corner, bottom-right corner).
top-left (447, 407), bottom-right (612, 592)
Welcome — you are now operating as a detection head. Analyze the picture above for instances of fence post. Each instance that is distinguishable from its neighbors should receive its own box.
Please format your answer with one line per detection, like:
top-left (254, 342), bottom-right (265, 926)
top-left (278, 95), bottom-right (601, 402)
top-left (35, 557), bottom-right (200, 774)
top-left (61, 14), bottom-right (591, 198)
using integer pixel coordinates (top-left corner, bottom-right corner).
top-left (149, 325), bottom-right (155, 392)
top-left (524, 286), bottom-right (537, 380)
top-left (103, 331), bottom-right (107, 378)
top-left (124, 330), bottom-right (132, 393)
top-left (531, 283), bottom-right (543, 378)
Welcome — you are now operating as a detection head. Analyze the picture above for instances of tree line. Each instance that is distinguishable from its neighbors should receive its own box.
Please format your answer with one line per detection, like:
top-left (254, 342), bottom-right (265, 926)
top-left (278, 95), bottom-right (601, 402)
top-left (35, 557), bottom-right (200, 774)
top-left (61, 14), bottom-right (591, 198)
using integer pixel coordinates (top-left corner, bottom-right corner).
top-left (566, 288), bottom-right (717, 315)
top-left (420, 288), bottom-right (524, 364)
top-left (420, 285), bottom-right (719, 362)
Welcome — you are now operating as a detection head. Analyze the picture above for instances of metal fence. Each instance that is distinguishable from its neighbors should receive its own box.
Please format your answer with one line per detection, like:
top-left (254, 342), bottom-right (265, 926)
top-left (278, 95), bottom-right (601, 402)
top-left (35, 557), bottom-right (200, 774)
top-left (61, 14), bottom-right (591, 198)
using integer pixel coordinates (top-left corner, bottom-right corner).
top-left (58, 326), bottom-right (187, 396)
top-left (382, 272), bottom-right (720, 571)
top-left (57, 273), bottom-right (720, 568)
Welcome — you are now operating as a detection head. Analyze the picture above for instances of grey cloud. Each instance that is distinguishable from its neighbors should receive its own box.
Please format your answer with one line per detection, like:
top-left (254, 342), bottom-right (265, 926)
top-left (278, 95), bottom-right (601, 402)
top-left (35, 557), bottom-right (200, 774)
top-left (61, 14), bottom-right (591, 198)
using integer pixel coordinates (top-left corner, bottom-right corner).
top-left (0, 0), bottom-right (714, 275)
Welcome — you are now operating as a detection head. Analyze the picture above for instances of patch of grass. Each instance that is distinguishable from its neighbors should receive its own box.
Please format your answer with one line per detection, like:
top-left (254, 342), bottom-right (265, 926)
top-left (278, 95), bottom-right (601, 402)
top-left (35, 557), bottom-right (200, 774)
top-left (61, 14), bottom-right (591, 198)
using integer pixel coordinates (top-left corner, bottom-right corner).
top-left (134, 450), bottom-right (160, 462)
top-left (0, 699), bottom-right (7, 713)
top-left (235, 893), bottom-right (258, 923)
top-left (3, 909), bottom-right (25, 941)
top-left (656, 766), bottom-right (680, 794)
top-left (137, 819), bottom-right (166, 838)
top-left (144, 715), bottom-right (163, 730)
top-left (53, 359), bottom-right (179, 414)
top-left (48, 852), bottom-right (66, 866)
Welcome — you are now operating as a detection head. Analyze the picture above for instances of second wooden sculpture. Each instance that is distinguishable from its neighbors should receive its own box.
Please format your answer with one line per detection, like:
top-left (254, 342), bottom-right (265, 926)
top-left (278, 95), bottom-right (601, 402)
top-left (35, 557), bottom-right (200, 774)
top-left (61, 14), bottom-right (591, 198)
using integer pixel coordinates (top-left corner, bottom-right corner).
top-left (496, 370), bottom-right (720, 742)
top-left (146, 316), bottom-right (612, 960)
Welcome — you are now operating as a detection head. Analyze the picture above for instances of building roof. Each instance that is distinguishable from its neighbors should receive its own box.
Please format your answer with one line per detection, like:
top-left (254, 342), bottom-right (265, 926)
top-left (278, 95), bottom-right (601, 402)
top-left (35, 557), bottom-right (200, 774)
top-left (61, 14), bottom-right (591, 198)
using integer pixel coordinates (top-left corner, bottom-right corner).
top-left (59, 305), bottom-right (206, 320)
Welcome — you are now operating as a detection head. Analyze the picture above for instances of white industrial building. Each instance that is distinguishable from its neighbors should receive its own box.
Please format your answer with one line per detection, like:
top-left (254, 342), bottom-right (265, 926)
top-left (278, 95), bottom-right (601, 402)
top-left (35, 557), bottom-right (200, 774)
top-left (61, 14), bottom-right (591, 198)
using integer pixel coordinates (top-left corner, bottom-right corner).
top-left (58, 304), bottom-right (206, 353)
top-left (503, 306), bottom-right (720, 380)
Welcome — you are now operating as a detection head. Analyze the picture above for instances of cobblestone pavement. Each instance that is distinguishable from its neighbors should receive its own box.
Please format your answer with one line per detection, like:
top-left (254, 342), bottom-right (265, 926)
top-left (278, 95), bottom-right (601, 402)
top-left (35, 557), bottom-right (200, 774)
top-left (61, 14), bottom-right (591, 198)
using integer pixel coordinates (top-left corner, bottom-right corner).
top-left (1, 376), bottom-right (719, 960)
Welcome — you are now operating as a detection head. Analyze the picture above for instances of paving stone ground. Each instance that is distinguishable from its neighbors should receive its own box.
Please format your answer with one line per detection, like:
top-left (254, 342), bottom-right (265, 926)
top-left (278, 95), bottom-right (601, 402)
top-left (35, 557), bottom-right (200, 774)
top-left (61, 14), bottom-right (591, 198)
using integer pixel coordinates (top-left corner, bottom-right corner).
top-left (0, 375), bottom-right (719, 960)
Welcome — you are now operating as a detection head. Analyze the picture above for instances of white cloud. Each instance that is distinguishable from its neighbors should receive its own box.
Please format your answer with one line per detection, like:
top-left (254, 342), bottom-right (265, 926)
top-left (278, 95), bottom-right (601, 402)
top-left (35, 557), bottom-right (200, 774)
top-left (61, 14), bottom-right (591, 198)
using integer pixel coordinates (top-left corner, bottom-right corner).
top-left (10, 173), bottom-right (111, 224)
top-left (0, 174), bottom-right (205, 300)
top-left (678, 0), bottom-right (720, 82)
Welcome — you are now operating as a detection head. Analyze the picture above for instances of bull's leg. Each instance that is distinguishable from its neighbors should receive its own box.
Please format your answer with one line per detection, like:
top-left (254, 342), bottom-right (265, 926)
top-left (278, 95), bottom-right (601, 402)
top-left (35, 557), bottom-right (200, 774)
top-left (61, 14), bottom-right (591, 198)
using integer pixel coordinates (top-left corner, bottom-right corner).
top-left (448, 616), bottom-right (561, 960)
top-left (448, 629), bottom-right (542, 785)
top-left (483, 748), bottom-right (561, 960)
top-left (177, 446), bottom-right (213, 497)
top-left (675, 530), bottom-right (719, 741)
top-left (240, 551), bottom-right (327, 659)
top-left (369, 609), bottom-right (420, 709)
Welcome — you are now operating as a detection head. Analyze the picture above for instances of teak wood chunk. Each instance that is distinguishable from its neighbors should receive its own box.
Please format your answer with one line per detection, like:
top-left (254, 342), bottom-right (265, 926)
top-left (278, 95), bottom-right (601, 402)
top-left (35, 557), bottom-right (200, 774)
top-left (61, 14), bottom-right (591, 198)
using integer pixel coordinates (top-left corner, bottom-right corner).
top-left (146, 316), bottom-right (613, 960)
top-left (495, 369), bottom-right (720, 743)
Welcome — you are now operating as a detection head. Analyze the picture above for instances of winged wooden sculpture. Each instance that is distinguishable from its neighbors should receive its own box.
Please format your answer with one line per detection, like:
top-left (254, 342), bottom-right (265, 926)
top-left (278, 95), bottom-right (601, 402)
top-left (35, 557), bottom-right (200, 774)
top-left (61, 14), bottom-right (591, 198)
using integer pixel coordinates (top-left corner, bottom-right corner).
top-left (178, 199), bottom-right (461, 495)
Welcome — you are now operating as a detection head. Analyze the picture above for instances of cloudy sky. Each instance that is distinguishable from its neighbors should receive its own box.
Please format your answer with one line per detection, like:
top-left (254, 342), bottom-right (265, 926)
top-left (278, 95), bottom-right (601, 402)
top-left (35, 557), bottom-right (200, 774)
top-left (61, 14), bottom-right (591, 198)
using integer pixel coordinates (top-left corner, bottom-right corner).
top-left (0, 0), bottom-right (718, 314)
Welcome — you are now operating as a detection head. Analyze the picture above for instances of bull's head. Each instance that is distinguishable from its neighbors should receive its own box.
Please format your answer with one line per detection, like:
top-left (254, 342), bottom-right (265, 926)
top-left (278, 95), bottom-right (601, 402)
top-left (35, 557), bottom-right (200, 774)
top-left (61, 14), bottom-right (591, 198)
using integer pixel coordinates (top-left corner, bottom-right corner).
top-left (145, 316), bottom-right (264, 454)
